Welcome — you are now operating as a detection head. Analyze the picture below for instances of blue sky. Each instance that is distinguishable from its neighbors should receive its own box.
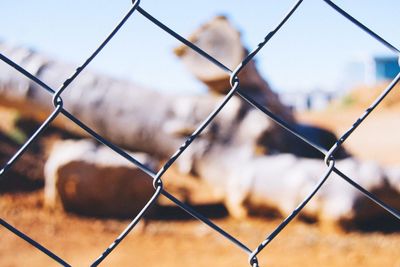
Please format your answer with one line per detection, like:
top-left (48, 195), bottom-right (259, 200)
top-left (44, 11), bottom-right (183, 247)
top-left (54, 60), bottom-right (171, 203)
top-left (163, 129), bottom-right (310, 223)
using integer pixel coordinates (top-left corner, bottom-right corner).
top-left (1, 0), bottom-right (399, 94)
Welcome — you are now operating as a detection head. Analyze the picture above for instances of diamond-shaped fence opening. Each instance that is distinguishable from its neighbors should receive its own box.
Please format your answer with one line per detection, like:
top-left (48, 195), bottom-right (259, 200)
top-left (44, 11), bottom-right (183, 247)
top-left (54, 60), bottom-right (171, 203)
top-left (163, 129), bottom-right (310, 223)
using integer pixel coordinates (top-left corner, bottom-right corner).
top-left (0, 0), bottom-right (399, 266)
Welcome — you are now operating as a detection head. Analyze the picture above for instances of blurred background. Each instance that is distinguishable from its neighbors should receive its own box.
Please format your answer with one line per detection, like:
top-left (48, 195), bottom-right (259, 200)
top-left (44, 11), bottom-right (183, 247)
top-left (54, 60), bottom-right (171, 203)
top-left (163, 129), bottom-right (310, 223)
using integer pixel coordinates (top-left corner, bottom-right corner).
top-left (0, 1), bottom-right (399, 266)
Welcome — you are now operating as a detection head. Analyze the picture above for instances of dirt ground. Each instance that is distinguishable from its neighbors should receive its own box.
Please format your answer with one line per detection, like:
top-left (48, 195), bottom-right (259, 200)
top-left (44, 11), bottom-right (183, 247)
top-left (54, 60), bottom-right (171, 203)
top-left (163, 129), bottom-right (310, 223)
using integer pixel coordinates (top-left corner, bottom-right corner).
top-left (1, 105), bottom-right (400, 267)
top-left (1, 190), bottom-right (399, 267)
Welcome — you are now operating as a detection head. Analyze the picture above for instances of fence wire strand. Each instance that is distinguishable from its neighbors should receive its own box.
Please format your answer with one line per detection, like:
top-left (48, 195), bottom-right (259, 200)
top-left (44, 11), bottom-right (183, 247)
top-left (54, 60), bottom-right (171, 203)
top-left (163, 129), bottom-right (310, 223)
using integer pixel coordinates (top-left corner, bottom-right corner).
top-left (1, 0), bottom-right (399, 266)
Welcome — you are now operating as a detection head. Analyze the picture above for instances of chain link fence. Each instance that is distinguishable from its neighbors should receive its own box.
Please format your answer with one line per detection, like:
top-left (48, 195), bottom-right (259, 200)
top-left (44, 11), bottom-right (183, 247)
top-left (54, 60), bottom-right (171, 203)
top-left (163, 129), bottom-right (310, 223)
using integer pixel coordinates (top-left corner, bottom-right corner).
top-left (1, 0), bottom-right (399, 266)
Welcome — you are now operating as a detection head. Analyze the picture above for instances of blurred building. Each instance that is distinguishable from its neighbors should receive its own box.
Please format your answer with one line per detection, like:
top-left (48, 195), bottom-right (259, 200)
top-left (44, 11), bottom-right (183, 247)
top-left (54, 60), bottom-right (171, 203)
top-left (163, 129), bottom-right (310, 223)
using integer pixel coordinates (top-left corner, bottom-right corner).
top-left (345, 55), bottom-right (400, 87)
top-left (279, 55), bottom-right (399, 112)
top-left (280, 89), bottom-right (334, 112)
top-left (370, 56), bottom-right (400, 83)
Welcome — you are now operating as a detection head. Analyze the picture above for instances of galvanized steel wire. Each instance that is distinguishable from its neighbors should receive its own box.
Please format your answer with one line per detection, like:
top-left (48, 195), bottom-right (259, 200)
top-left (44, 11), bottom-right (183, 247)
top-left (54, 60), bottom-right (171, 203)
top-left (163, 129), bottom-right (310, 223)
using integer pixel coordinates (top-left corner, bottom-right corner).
top-left (1, 0), bottom-right (399, 266)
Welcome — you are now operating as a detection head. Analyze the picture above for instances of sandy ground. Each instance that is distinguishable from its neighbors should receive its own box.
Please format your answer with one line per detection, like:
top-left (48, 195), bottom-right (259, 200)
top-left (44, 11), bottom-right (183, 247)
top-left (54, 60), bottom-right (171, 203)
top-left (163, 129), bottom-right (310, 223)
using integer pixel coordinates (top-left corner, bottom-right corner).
top-left (1, 106), bottom-right (400, 267)
top-left (297, 107), bottom-right (400, 166)
top-left (1, 190), bottom-right (399, 267)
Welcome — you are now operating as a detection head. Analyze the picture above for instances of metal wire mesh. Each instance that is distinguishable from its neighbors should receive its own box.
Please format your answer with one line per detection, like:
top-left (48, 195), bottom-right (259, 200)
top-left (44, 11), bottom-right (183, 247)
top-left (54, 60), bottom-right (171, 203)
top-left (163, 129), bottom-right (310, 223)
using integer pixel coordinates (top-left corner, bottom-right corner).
top-left (0, 0), bottom-right (399, 266)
